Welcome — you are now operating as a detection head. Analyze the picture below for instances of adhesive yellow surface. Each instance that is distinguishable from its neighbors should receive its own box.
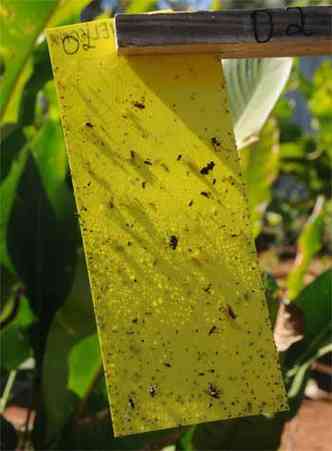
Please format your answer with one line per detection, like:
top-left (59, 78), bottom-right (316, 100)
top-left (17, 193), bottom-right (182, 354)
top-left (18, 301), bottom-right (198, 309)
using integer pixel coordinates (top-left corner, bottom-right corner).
top-left (47, 19), bottom-right (288, 437)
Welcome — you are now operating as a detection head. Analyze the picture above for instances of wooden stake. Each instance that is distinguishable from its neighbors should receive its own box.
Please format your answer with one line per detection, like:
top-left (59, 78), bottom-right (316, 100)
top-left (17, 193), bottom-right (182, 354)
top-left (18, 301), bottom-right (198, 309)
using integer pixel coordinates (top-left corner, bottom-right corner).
top-left (115, 7), bottom-right (331, 57)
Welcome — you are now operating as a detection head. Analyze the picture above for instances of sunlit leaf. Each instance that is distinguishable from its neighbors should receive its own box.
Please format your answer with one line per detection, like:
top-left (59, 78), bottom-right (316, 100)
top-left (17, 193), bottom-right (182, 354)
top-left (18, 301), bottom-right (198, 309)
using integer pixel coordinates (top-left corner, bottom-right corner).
top-left (223, 58), bottom-right (292, 149)
top-left (241, 118), bottom-right (280, 237)
top-left (287, 196), bottom-right (325, 300)
top-left (126, 0), bottom-right (158, 13)
top-left (0, 0), bottom-right (90, 123)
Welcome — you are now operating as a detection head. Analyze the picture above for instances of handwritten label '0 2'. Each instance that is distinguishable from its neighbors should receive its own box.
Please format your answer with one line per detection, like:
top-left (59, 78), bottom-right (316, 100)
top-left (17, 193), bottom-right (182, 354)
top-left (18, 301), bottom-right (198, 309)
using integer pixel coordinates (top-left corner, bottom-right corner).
top-left (251, 7), bottom-right (314, 43)
top-left (49, 21), bottom-right (113, 55)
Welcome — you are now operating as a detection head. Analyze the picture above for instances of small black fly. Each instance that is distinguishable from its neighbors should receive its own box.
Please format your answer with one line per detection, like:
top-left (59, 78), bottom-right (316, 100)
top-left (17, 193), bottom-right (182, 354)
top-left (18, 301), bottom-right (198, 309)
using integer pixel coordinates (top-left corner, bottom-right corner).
top-left (169, 235), bottom-right (178, 250)
top-left (208, 383), bottom-right (220, 399)
top-left (149, 384), bottom-right (158, 397)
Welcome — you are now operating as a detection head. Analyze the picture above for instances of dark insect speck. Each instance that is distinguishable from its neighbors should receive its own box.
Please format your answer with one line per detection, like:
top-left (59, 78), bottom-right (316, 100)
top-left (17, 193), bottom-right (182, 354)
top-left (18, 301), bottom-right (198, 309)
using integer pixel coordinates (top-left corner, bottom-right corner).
top-left (200, 191), bottom-right (210, 198)
top-left (149, 384), bottom-right (158, 397)
top-left (226, 304), bottom-right (237, 319)
top-left (208, 325), bottom-right (217, 335)
top-left (164, 362), bottom-right (172, 368)
top-left (177, 154), bottom-right (182, 161)
top-left (188, 200), bottom-right (193, 207)
top-left (144, 159), bottom-right (152, 165)
top-left (169, 235), bottom-right (178, 250)
top-left (128, 397), bottom-right (135, 408)
top-left (85, 122), bottom-right (93, 128)
top-left (211, 137), bottom-right (221, 147)
top-left (132, 318), bottom-right (138, 323)
top-left (134, 101), bottom-right (145, 109)
top-left (130, 150), bottom-right (135, 159)
top-left (200, 161), bottom-right (215, 175)
top-left (208, 383), bottom-right (220, 399)
top-left (142, 181), bottom-right (146, 189)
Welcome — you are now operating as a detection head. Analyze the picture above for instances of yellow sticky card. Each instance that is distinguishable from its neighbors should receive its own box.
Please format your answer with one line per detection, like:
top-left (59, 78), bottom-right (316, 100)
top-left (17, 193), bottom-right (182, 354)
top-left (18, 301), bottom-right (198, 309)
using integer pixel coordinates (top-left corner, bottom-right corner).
top-left (47, 19), bottom-right (288, 437)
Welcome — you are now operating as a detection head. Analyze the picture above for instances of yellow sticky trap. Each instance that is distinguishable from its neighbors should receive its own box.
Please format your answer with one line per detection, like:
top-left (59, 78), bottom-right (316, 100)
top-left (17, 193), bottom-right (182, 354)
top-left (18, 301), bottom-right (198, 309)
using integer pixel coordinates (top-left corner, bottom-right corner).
top-left (47, 19), bottom-right (288, 437)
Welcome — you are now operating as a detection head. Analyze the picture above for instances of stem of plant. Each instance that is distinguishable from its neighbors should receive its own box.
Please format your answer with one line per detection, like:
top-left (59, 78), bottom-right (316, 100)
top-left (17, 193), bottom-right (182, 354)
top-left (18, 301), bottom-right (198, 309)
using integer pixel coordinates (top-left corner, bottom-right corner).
top-left (0, 370), bottom-right (17, 413)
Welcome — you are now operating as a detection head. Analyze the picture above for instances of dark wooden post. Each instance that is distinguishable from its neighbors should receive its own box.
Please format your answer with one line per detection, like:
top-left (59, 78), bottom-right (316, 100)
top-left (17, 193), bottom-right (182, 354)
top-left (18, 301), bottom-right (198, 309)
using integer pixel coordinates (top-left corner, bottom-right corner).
top-left (115, 7), bottom-right (331, 57)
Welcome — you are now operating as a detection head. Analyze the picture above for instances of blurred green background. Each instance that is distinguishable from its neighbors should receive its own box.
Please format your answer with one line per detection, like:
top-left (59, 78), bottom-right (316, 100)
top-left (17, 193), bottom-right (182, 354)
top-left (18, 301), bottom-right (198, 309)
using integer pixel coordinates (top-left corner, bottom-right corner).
top-left (0, 1), bottom-right (331, 450)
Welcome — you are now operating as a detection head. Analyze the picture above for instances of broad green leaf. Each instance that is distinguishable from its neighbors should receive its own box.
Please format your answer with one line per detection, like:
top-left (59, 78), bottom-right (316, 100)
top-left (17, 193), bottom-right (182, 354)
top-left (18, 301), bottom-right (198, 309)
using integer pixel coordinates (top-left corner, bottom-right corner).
top-left (0, 144), bottom-right (29, 271)
top-left (49, 0), bottom-right (94, 26)
top-left (309, 61), bottom-right (332, 122)
top-left (285, 270), bottom-right (332, 369)
top-left (223, 58), bottom-right (293, 149)
top-left (287, 337), bottom-right (331, 400)
top-left (68, 333), bottom-right (101, 399)
top-left (177, 425), bottom-right (196, 451)
top-left (126, 0), bottom-right (159, 13)
top-left (309, 61), bottom-right (332, 157)
top-left (285, 329), bottom-right (331, 416)
top-left (294, 269), bottom-right (332, 346)
top-left (0, 0), bottom-right (90, 123)
top-left (40, 251), bottom-right (99, 445)
top-left (241, 118), bottom-right (280, 237)
top-left (192, 413), bottom-right (287, 451)
top-left (0, 124), bottom-right (27, 183)
top-left (18, 41), bottom-right (53, 126)
top-left (283, 271), bottom-right (332, 415)
top-left (287, 196), bottom-right (325, 300)
top-left (58, 415), bottom-right (180, 451)
top-left (1, 119), bottom-right (78, 368)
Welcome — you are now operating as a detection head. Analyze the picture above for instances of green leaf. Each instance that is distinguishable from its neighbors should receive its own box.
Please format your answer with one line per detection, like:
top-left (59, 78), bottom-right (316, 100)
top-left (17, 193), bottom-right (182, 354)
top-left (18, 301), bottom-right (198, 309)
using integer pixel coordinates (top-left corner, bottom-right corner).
top-left (309, 61), bottom-right (332, 122)
top-left (59, 418), bottom-right (180, 451)
top-left (287, 338), bottom-right (331, 400)
top-left (0, 144), bottom-right (29, 271)
top-left (0, 0), bottom-right (90, 123)
top-left (241, 118), bottom-right (280, 237)
top-left (38, 251), bottom-right (99, 446)
top-left (177, 426), bottom-right (196, 451)
top-left (0, 124), bottom-right (27, 183)
top-left (0, 296), bottom-right (35, 371)
top-left (67, 334), bottom-right (101, 399)
top-left (294, 269), bottom-right (332, 346)
top-left (287, 196), bottom-right (325, 300)
top-left (126, 0), bottom-right (158, 13)
top-left (283, 271), bottom-right (332, 415)
top-left (18, 41), bottom-right (53, 126)
top-left (0, 119), bottom-right (78, 366)
top-left (192, 413), bottom-right (287, 451)
top-left (5, 120), bottom-right (77, 314)
top-left (223, 58), bottom-right (293, 149)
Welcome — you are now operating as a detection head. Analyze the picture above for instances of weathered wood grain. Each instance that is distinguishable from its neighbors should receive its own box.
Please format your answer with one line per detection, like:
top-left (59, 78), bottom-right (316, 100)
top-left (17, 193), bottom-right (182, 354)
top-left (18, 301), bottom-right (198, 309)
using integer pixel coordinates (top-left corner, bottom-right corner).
top-left (115, 7), bottom-right (332, 57)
